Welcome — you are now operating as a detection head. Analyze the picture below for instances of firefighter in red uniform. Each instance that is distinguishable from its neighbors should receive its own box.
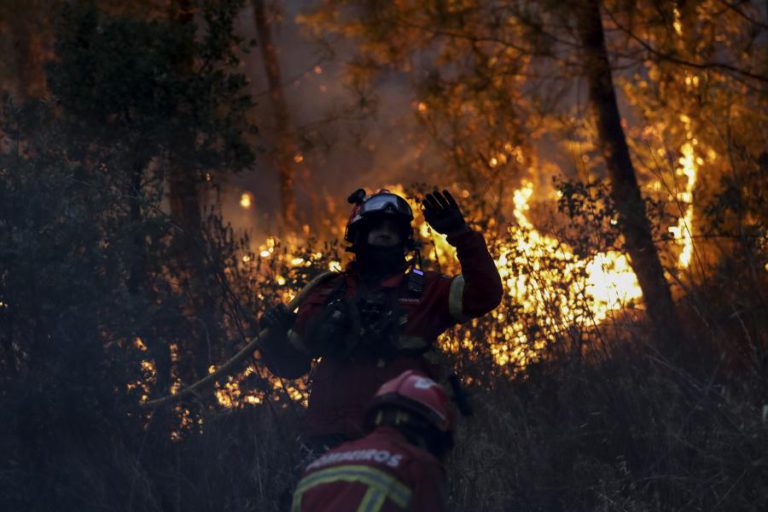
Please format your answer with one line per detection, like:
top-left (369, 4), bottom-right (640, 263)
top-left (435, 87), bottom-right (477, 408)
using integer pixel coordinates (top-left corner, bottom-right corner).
top-left (260, 188), bottom-right (502, 451)
top-left (292, 371), bottom-right (455, 512)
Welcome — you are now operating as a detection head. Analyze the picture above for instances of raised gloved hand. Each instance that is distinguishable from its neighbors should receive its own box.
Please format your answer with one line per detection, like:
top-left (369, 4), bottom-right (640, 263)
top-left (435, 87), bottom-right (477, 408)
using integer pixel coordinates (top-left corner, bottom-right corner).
top-left (260, 304), bottom-right (296, 334)
top-left (422, 189), bottom-right (469, 235)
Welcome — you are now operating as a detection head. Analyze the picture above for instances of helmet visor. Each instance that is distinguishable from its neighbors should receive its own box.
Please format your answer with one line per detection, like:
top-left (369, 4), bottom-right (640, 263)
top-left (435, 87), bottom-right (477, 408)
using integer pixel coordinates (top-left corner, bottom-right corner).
top-left (359, 194), bottom-right (413, 220)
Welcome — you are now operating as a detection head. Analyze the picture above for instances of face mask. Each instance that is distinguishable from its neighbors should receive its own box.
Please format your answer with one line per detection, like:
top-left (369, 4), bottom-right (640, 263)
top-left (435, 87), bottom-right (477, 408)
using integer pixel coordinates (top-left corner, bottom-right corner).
top-left (357, 243), bottom-right (406, 278)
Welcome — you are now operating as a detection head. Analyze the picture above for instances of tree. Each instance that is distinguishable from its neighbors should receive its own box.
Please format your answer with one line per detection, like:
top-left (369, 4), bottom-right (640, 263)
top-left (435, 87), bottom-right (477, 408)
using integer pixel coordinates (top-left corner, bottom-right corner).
top-left (46, 0), bottom-right (256, 384)
top-left (299, 0), bottom-right (687, 343)
top-left (253, 0), bottom-right (298, 226)
top-left (3, 0), bottom-right (48, 101)
top-left (575, 0), bottom-right (684, 347)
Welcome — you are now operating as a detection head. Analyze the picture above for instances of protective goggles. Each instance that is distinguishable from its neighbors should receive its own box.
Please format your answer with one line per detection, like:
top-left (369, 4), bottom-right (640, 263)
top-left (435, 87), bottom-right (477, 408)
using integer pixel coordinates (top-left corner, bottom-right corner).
top-left (357, 194), bottom-right (413, 221)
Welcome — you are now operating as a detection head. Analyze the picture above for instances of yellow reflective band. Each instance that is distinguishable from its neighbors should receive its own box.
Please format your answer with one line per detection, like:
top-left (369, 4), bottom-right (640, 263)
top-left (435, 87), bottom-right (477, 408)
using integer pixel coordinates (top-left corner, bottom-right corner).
top-left (293, 464), bottom-right (411, 510)
top-left (358, 486), bottom-right (387, 512)
top-left (448, 275), bottom-right (470, 323)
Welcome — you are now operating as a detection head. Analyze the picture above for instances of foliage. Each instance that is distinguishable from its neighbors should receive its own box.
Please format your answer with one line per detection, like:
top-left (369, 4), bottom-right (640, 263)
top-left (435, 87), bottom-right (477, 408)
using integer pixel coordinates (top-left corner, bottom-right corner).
top-left (2, 1), bottom-right (768, 511)
top-left (449, 342), bottom-right (768, 512)
top-left (0, 3), bottom-right (273, 509)
top-left (47, 0), bottom-right (256, 181)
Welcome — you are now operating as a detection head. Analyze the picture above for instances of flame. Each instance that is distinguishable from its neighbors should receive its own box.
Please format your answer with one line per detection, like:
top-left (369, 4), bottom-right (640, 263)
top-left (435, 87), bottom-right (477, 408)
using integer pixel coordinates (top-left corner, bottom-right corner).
top-left (134, 178), bottom-right (655, 411)
top-left (666, 7), bottom-right (705, 270)
top-left (407, 180), bottom-right (642, 368)
top-left (507, 181), bottom-right (641, 320)
top-left (668, 123), bottom-right (697, 269)
top-left (673, 6), bottom-right (683, 36)
top-left (471, 181), bottom-right (644, 367)
top-left (240, 192), bottom-right (253, 209)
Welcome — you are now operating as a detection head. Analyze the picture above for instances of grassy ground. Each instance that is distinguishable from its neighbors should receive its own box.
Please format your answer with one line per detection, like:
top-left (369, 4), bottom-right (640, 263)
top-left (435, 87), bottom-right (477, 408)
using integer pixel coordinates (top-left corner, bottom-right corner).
top-left (4, 315), bottom-right (764, 512)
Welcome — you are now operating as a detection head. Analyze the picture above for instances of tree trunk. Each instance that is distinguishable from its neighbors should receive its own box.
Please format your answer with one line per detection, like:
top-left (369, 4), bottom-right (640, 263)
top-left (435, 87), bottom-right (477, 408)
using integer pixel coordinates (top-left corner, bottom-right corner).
top-left (167, 0), bottom-right (212, 383)
top-left (10, 6), bottom-right (46, 101)
top-left (576, 0), bottom-right (685, 351)
top-left (128, 159), bottom-right (148, 294)
top-left (167, 0), bottom-right (202, 240)
top-left (1, 305), bottom-right (17, 380)
top-left (253, 0), bottom-right (297, 227)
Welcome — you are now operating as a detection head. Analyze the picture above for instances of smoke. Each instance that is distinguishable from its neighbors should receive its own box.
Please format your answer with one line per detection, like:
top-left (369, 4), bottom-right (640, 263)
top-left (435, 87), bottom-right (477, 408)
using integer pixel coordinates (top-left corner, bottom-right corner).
top-left (222, 2), bottom-right (438, 236)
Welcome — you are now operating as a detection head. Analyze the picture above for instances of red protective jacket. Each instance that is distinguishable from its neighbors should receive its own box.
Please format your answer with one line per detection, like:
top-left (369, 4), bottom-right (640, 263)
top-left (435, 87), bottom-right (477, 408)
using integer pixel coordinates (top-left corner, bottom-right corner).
top-left (262, 229), bottom-right (502, 440)
top-left (292, 426), bottom-right (447, 512)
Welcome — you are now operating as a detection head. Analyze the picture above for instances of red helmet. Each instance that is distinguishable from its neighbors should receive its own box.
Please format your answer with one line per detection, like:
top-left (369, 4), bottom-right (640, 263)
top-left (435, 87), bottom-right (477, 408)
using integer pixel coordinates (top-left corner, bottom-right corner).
top-left (344, 189), bottom-right (415, 248)
top-left (367, 370), bottom-right (455, 433)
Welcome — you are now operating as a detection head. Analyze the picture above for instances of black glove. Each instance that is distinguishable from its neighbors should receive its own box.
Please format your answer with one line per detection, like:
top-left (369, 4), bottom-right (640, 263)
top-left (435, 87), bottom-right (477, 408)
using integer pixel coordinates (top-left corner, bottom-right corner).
top-left (260, 304), bottom-right (296, 334)
top-left (422, 189), bottom-right (468, 235)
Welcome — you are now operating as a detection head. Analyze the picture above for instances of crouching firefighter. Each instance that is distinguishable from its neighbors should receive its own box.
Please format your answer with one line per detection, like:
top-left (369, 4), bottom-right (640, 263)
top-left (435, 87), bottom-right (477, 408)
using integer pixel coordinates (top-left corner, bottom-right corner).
top-left (259, 188), bottom-right (503, 453)
top-left (291, 371), bottom-right (456, 512)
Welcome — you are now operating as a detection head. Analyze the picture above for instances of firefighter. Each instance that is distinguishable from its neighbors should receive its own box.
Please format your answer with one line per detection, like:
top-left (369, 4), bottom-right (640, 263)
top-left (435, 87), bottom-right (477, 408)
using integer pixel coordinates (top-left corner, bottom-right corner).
top-left (260, 188), bottom-right (502, 452)
top-left (291, 371), bottom-right (455, 512)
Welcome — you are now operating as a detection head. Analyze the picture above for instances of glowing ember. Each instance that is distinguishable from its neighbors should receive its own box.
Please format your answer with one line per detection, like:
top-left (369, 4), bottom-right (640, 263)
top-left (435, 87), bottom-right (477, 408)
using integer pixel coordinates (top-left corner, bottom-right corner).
top-left (140, 359), bottom-right (156, 374)
top-left (240, 192), bottom-right (253, 209)
top-left (673, 6), bottom-right (683, 36)
top-left (133, 337), bottom-right (148, 352)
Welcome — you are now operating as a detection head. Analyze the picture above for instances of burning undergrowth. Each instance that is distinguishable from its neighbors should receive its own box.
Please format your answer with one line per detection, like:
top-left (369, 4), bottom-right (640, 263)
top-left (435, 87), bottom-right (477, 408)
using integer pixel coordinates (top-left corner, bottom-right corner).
top-left (148, 177), bottom-right (639, 413)
top-left (3, 1), bottom-right (768, 509)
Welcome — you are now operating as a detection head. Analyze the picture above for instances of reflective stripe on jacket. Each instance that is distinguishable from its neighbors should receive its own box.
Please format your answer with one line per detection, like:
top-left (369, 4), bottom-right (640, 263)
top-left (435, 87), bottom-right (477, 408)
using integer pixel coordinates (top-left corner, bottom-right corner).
top-left (260, 229), bottom-right (502, 439)
top-left (292, 426), bottom-right (446, 512)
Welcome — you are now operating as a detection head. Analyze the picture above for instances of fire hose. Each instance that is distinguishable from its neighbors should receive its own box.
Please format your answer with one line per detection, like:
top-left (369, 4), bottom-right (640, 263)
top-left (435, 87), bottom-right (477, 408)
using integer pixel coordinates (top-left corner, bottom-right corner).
top-left (140, 271), bottom-right (339, 408)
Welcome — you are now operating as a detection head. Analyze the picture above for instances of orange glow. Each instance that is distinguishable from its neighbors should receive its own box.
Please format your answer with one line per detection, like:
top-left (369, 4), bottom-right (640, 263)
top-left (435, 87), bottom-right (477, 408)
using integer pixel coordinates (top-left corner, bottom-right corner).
top-left (666, 11), bottom-right (708, 270)
top-left (668, 130), bottom-right (697, 268)
top-left (133, 337), bottom-right (148, 352)
top-left (673, 6), bottom-right (683, 36)
top-left (138, 162), bottom-right (700, 411)
top-left (486, 181), bottom-right (643, 366)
